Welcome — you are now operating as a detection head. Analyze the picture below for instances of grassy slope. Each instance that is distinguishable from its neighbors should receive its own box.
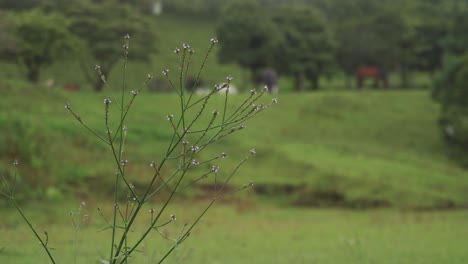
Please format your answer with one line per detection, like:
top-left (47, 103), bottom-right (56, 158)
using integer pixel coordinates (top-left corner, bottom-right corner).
top-left (1, 13), bottom-right (467, 209)
top-left (1, 86), bottom-right (468, 209)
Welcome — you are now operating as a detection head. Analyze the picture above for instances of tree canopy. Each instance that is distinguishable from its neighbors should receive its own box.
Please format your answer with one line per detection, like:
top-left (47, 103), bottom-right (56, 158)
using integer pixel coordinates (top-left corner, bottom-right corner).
top-left (272, 5), bottom-right (335, 91)
top-left (48, 0), bottom-right (157, 91)
top-left (0, 9), bottom-right (80, 83)
top-left (216, 1), bottom-right (280, 81)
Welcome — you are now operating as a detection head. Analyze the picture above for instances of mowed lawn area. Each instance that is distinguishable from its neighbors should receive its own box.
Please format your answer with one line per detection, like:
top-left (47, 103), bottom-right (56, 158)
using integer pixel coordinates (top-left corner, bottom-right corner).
top-left (1, 201), bottom-right (468, 264)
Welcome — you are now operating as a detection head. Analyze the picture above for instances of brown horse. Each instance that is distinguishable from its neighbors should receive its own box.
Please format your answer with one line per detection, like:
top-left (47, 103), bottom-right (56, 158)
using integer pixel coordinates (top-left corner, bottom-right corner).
top-left (356, 66), bottom-right (388, 89)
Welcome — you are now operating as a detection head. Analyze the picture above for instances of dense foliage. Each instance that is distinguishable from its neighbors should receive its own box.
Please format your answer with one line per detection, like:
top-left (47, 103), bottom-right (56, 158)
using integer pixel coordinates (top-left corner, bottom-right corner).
top-left (216, 1), bottom-right (280, 82)
top-left (272, 5), bottom-right (335, 91)
top-left (0, 9), bottom-right (79, 83)
top-left (49, 0), bottom-right (157, 91)
top-left (433, 55), bottom-right (468, 165)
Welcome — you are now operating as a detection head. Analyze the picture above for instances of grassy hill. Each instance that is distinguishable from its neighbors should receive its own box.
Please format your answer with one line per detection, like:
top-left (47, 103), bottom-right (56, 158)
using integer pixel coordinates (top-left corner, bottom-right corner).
top-left (1, 84), bottom-right (467, 209)
top-left (1, 13), bottom-right (467, 210)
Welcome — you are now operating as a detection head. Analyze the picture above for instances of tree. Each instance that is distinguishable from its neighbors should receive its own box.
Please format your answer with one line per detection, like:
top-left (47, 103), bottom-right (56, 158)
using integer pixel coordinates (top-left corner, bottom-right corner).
top-left (0, 0), bottom-right (42, 11)
top-left (0, 10), bottom-right (79, 83)
top-left (328, 0), bottom-right (405, 88)
top-left (432, 1), bottom-right (468, 166)
top-left (272, 5), bottom-right (335, 91)
top-left (433, 54), bottom-right (468, 166)
top-left (48, 0), bottom-right (157, 91)
top-left (397, 0), bottom-right (451, 85)
top-left (216, 1), bottom-right (280, 84)
top-left (443, 1), bottom-right (468, 57)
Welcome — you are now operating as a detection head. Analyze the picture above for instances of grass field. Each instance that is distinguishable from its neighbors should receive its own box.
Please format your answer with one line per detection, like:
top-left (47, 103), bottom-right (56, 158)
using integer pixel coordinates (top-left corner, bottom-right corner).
top-left (3, 86), bottom-right (468, 262)
top-left (1, 201), bottom-right (468, 264)
top-left (2, 87), bottom-right (468, 208)
top-left (2, 8), bottom-right (468, 264)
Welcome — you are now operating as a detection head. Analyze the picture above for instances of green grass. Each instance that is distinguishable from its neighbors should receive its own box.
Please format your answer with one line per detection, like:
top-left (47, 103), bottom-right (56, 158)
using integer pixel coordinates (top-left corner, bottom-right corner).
top-left (1, 201), bottom-right (467, 263)
top-left (1, 86), bottom-right (468, 208)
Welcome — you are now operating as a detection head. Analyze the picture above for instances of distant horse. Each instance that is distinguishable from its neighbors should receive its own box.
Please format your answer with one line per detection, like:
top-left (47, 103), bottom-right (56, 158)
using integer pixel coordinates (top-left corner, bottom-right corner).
top-left (356, 66), bottom-right (388, 89)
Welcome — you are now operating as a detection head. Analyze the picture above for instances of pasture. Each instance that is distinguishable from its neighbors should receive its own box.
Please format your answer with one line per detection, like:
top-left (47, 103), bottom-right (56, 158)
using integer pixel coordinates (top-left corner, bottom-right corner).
top-left (2, 85), bottom-right (468, 263)
top-left (2, 88), bottom-right (468, 208)
top-left (1, 201), bottom-right (468, 264)
top-left (2, 4), bottom-right (468, 264)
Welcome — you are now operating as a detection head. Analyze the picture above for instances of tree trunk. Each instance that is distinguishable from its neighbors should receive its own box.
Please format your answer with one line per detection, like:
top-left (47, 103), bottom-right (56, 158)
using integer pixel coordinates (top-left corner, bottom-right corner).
top-left (94, 79), bottom-right (105, 92)
top-left (310, 75), bottom-right (319, 90)
top-left (399, 63), bottom-right (410, 89)
top-left (27, 65), bottom-right (40, 83)
top-left (25, 57), bottom-right (41, 83)
top-left (294, 72), bottom-right (306, 92)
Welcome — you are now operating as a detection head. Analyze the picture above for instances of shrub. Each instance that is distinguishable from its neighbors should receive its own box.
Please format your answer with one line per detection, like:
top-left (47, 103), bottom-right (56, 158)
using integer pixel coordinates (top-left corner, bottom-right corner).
top-left (433, 54), bottom-right (468, 165)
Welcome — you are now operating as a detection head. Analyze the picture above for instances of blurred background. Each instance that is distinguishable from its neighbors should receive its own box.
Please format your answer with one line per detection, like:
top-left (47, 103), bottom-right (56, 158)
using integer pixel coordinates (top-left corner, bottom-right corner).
top-left (1, 0), bottom-right (468, 263)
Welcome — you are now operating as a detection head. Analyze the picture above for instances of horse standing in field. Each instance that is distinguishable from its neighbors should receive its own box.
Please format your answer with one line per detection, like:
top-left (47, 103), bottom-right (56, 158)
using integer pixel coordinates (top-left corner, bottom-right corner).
top-left (356, 66), bottom-right (388, 89)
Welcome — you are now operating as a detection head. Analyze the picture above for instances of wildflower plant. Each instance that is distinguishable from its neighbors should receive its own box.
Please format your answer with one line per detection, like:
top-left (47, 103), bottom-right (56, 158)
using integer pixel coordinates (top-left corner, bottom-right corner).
top-left (1, 35), bottom-right (277, 263)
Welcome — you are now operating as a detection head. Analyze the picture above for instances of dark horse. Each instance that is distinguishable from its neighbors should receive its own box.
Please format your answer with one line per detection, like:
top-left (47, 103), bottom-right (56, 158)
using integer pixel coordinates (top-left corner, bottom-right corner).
top-left (356, 66), bottom-right (388, 89)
